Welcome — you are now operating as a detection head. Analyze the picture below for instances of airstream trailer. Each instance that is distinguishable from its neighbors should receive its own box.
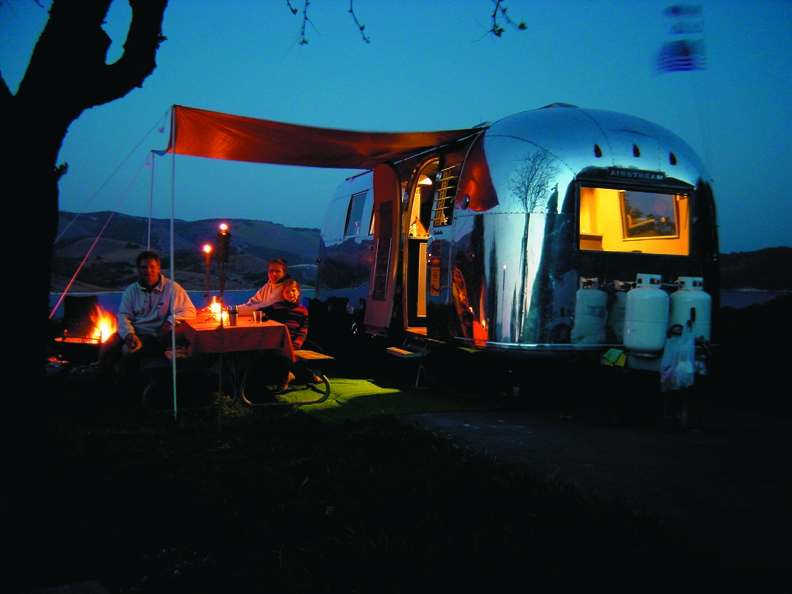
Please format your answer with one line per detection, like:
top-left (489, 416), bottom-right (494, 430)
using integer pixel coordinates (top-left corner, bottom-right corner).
top-left (315, 104), bottom-right (718, 370)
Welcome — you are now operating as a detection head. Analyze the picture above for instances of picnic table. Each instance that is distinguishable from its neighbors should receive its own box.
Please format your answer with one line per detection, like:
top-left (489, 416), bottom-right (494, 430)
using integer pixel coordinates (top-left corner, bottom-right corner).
top-left (184, 318), bottom-right (333, 406)
top-left (143, 317), bottom-right (333, 409)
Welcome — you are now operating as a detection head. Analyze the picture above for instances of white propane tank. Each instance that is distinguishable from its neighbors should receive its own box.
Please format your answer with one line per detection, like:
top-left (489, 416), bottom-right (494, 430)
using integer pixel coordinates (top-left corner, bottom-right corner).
top-left (624, 273), bottom-right (669, 353)
top-left (571, 278), bottom-right (607, 344)
top-left (670, 276), bottom-right (711, 341)
top-left (607, 281), bottom-right (629, 343)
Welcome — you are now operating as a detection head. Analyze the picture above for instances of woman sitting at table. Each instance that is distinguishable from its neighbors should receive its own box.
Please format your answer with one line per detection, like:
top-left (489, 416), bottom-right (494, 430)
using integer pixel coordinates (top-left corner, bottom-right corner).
top-left (253, 279), bottom-right (322, 394)
top-left (237, 258), bottom-right (290, 316)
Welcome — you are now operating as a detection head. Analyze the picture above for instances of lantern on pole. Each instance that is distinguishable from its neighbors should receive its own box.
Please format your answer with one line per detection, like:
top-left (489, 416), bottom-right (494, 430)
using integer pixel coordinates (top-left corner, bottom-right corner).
top-left (203, 243), bottom-right (213, 304)
top-left (217, 223), bottom-right (231, 298)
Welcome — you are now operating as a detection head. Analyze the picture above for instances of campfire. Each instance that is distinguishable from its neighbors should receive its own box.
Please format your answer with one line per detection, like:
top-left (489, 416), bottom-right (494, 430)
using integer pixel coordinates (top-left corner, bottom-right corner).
top-left (51, 298), bottom-right (118, 365)
top-left (90, 305), bottom-right (118, 344)
top-left (55, 305), bottom-right (117, 349)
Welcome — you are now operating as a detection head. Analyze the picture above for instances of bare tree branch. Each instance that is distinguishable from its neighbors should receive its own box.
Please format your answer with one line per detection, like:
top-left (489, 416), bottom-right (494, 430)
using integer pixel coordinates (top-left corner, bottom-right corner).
top-left (287, 0), bottom-right (369, 45)
top-left (286, 1), bottom-right (524, 45)
top-left (286, 0), bottom-right (313, 45)
top-left (348, 0), bottom-right (370, 44)
top-left (489, 0), bottom-right (527, 38)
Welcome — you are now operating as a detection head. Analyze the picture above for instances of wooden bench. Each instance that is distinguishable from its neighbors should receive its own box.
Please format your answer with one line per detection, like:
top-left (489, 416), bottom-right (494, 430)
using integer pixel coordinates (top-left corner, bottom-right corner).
top-left (292, 350), bottom-right (335, 405)
top-left (241, 349), bottom-right (335, 407)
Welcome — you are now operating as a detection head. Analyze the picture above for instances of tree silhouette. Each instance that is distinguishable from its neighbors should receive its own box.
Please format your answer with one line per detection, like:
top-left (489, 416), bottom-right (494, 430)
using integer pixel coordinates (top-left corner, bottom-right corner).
top-left (1, 0), bottom-right (168, 463)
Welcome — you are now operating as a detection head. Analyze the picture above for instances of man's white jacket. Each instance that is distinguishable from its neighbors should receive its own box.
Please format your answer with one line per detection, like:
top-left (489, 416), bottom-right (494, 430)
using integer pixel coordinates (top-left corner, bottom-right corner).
top-left (118, 276), bottom-right (196, 339)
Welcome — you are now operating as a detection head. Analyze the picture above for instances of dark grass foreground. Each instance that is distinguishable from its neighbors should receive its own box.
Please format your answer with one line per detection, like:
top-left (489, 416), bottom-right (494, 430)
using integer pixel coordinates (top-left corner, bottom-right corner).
top-left (8, 295), bottom-right (790, 592)
top-left (8, 380), bottom-right (726, 594)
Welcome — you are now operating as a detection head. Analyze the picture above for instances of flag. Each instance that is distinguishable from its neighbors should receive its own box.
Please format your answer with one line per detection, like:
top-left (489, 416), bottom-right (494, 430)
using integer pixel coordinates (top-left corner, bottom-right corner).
top-left (654, 39), bottom-right (706, 73)
top-left (663, 4), bottom-right (702, 18)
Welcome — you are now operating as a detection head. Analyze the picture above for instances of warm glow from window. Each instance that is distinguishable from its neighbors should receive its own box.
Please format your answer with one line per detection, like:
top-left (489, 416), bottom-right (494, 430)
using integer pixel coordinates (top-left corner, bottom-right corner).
top-left (578, 186), bottom-right (689, 255)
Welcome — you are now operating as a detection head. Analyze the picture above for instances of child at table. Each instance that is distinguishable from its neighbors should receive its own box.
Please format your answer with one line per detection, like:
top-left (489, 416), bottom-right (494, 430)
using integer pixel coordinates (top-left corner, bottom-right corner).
top-left (262, 279), bottom-right (308, 350)
top-left (255, 279), bottom-right (322, 394)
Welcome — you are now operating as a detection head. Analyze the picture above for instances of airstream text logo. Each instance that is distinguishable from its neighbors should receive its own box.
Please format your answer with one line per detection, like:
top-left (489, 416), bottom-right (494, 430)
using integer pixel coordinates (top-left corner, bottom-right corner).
top-left (608, 168), bottom-right (665, 181)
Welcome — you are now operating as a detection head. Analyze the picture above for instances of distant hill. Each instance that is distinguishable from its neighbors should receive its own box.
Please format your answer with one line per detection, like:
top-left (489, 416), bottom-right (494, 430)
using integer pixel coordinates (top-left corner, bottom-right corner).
top-left (53, 212), bottom-right (321, 292)
top-left (52, 212), bottom-right (791, 293)
top-left (720, 247), bottom-right (792, 291)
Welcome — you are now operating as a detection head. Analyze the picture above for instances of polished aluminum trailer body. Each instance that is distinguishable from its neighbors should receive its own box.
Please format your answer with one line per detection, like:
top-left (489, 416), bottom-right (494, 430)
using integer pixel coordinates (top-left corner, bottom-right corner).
top-left (316, 104), bottom-right (718, 355)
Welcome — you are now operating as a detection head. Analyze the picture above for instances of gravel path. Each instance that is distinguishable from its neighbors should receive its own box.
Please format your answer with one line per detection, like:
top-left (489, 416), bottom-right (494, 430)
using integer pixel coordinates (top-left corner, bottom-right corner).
top-left (405, 402), bottom-right (791, 586)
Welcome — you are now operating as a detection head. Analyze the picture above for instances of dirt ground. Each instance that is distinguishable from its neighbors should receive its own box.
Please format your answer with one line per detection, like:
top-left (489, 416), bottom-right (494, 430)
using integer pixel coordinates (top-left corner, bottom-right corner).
top-left (405, 401), bottom-right (791, 588)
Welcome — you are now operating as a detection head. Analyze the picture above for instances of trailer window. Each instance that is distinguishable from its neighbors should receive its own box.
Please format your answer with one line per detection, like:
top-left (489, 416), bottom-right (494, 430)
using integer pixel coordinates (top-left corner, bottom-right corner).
top-left (578, 187), bottom-right (689, 255)
top-left (344, 191), bottom-right (368, 237)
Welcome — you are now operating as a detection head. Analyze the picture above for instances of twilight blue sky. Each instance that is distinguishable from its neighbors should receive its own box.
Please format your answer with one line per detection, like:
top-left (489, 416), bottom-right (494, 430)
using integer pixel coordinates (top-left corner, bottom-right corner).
top-left (2, 0), bottom-right (790, 253)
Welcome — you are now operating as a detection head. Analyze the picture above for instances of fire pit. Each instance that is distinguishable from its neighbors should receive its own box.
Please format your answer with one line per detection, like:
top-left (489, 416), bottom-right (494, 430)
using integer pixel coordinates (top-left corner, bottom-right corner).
top-left (52, 296), bottom-right (117, 364)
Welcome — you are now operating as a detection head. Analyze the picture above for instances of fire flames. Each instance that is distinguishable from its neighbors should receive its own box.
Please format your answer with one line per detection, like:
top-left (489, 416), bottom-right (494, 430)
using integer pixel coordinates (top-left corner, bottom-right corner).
top-left (90, 305), bottom-right (118, 343)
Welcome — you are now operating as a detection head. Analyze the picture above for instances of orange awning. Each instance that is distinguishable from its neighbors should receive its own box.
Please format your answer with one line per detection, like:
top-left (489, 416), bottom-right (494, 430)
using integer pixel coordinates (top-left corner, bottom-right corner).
top-left (167, 105), bottom-right (479, 170)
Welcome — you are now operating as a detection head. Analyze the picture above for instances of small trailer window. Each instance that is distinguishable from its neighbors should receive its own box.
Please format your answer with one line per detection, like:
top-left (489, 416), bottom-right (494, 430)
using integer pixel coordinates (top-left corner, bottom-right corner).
top-left (578, 186), bottom-right (689, 255)
top-left (344, 191), bottom-right (368, 237)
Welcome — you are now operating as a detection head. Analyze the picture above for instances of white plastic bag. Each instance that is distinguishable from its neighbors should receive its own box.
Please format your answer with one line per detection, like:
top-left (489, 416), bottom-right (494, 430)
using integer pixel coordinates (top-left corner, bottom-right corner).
top-left (660, 321), bottom-right (696, 392)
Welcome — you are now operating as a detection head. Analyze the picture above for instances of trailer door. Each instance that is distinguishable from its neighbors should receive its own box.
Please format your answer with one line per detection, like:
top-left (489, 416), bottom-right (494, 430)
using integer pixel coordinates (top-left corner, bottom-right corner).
top-left (364, 163), bottom-right (401, 334)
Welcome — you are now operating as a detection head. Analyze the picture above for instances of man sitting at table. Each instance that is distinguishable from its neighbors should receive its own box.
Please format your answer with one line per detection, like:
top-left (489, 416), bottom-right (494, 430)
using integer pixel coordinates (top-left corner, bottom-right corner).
top-left (237, 258), bottom-right (290, 316)
top-left (99, 251), bottom-right (196, 373)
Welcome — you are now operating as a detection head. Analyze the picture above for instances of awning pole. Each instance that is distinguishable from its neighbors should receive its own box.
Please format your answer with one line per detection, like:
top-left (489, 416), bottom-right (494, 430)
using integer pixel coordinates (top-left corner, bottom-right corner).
top-left (170, 106), bottom-right (178, 420)
top-left (148, 150), bottom-right (155, 251)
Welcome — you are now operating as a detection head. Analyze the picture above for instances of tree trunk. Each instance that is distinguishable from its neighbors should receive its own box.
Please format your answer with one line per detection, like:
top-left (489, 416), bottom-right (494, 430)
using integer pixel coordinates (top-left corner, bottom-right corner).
top-left (0, 0), bottom-right (168, 490)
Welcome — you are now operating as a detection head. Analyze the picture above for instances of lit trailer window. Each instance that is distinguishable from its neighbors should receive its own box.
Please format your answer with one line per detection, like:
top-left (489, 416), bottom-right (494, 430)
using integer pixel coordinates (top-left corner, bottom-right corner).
top-left (578, 185), bottom-right (690, 256)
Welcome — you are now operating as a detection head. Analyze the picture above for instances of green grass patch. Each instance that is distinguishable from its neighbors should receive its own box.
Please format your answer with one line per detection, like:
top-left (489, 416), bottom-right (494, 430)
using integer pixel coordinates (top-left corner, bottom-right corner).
top-left (280, 377), bottom-right (499, 424)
